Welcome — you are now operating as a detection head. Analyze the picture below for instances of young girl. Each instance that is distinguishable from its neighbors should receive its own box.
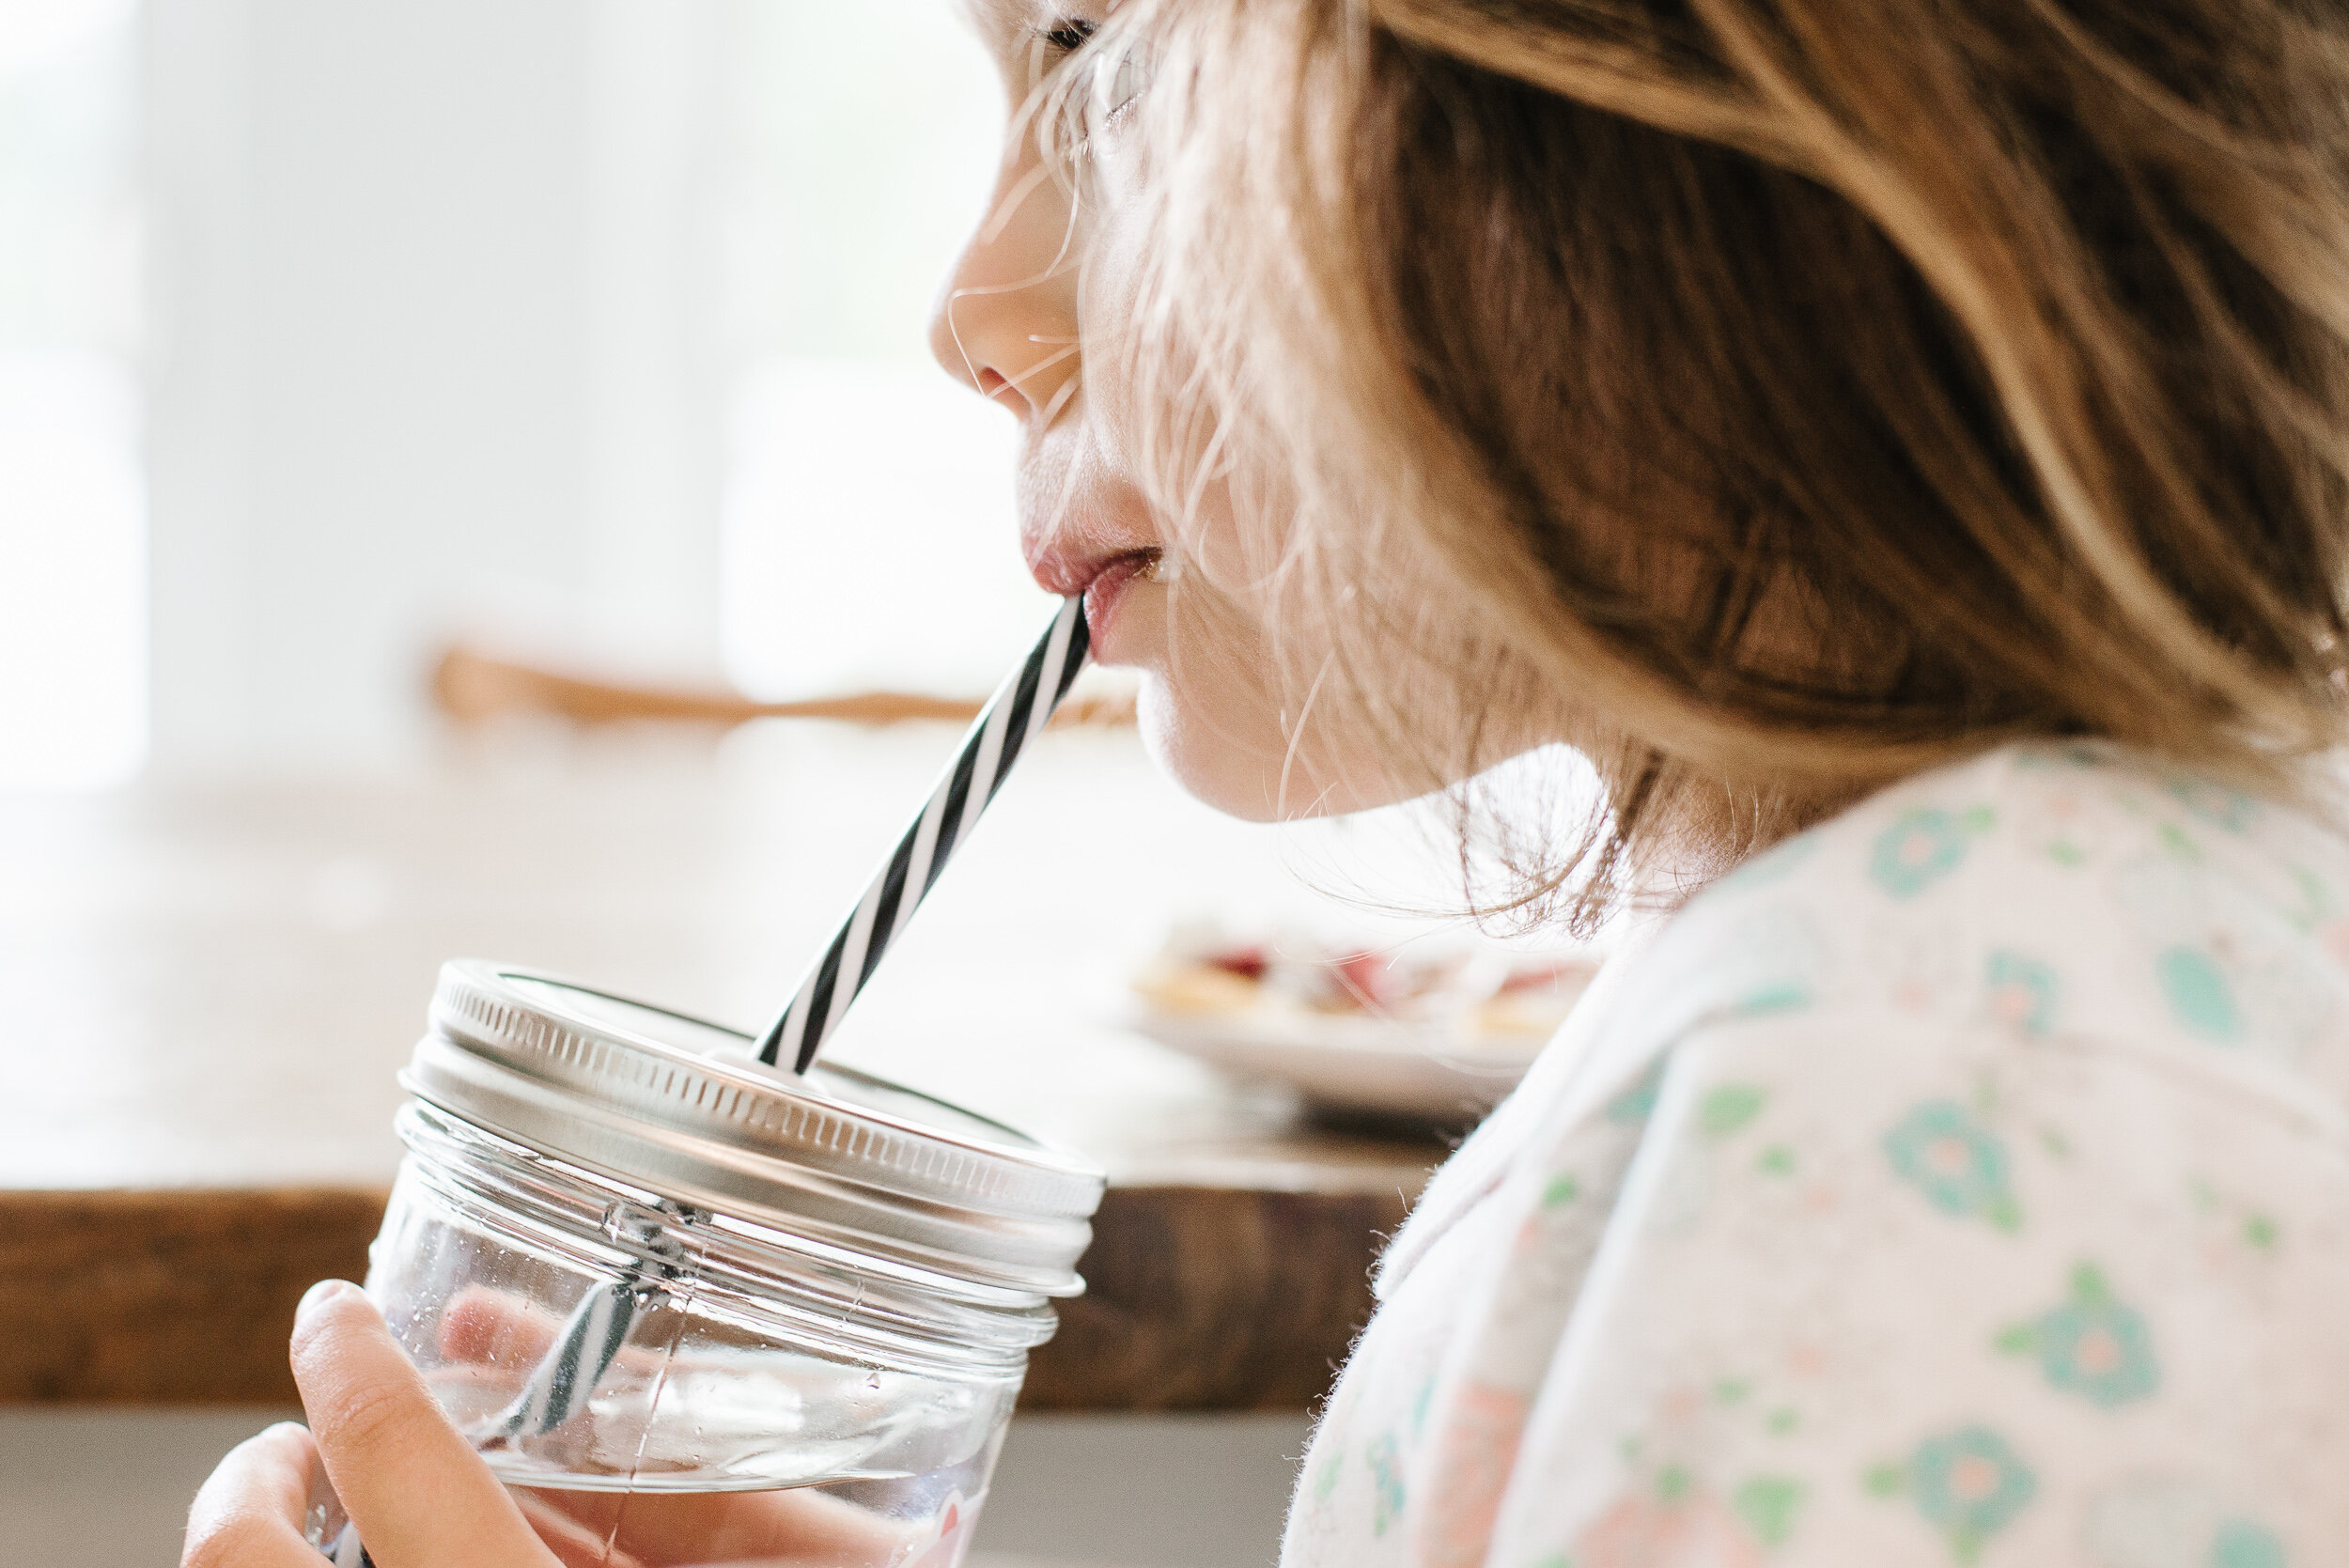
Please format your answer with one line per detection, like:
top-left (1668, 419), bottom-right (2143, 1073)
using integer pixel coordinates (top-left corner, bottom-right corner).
top-left (187, 1), bottom-right (2349, 1563)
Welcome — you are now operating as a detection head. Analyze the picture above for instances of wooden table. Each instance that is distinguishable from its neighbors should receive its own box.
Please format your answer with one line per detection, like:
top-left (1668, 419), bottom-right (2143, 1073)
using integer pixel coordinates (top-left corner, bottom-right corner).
top-left (0, 725), bottom-right (1451, 1411)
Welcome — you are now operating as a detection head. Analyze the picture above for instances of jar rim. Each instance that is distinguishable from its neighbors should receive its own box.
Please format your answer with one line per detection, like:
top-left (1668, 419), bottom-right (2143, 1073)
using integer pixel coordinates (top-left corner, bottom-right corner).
top-left (395, 1102), bottom-right (1059, 1373)
top-left (404, 960), bottom-right (1107, 1299)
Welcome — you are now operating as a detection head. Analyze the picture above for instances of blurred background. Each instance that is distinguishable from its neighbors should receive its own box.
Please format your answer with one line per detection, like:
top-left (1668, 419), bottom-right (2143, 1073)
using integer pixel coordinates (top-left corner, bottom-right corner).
top-left (0, 4), bottom-right (1592, 1563)
top-left (5, 0), bottom-right (1060, 789)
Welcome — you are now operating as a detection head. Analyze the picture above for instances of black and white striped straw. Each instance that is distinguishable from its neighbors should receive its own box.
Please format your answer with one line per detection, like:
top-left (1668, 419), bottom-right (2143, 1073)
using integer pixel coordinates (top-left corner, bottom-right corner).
top-left (758, 594), bottom-right (1093, 1074)
top-left (478, 1203), bottom-right (687, 1442)
top-left (315, 611), bottom-right (1090, 1562)
top-left (484, 1263), bottom-right (647, 1439)
top-left (314, 1207), bottom-right (688, 1564)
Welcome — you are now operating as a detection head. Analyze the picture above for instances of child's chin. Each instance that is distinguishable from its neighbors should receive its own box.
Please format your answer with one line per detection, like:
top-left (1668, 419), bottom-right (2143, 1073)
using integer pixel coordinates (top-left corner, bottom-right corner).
top-left (1135, 675), bottom-right (1296, 824)
top-left (1135, 674), bottom-right (1392, 824)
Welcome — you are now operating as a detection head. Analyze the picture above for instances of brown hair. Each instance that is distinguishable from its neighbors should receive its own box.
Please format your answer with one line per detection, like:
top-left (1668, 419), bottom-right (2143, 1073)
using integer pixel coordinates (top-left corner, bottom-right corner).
top-left (1053, 0), bottom-right (2349, 923)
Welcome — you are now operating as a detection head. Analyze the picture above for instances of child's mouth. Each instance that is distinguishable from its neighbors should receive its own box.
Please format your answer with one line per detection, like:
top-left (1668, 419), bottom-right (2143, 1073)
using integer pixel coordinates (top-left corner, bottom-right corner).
top-left (1079, 547), bottom-right (1162, 649)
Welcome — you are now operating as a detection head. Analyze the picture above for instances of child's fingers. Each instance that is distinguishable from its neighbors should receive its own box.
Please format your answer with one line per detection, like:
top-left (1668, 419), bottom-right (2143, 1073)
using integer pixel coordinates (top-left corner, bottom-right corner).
top-left (439, 1284), bottom-right (560, 1363)
top-left (290, 1279), bottom-right (560, 1568)
top-left (181, 1422), bottom-right (330, 1568)
top-left (319, 1280), bottom-right (911, 1566)
top-left (438, 1283), bottom-right (669, 1379)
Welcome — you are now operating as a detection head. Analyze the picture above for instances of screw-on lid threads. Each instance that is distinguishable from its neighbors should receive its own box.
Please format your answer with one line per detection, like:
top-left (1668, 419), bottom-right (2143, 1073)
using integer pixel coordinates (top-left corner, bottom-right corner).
top-left (404, 960), bottom-right (1106, 1300)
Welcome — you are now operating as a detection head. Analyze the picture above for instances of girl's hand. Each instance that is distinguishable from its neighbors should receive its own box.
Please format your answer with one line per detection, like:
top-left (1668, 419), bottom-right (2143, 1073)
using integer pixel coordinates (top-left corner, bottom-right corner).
top-left (181, 1279), bottom-right (921, 1568)
top-left (182, 1280), bottom-right (566, 1568)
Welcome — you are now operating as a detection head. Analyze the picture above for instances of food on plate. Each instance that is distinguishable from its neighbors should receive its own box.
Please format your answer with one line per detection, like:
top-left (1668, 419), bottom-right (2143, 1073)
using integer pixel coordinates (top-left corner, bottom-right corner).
top-left (1131, 928), bottom-right (1597, 1044)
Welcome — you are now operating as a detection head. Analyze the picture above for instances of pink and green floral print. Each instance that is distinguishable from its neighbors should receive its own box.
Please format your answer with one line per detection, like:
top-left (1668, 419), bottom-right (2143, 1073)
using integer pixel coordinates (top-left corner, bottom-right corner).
top-left (1995, 1266), bottom-right (2159, 1408)
top-left (1867, 1426), bottom-right (2039, 1561)
top-left (1884, 1100), bottom-right (2024, 1231)
top-left (1283, 744), bottom-right (2349, 1568)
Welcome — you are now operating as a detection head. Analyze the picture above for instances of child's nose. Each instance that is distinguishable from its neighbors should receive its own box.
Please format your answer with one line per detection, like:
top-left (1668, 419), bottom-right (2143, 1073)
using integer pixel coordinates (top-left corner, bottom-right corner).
top-left (928, 159), bottom-right (1082, 426)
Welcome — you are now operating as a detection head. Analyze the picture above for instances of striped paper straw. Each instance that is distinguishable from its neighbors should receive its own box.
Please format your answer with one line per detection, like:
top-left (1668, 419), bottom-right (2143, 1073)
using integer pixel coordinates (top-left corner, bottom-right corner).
top-left (314, 1516), bottom-right (370, 1568)
top-left (758, 595), bottom-right (1092, 1074)
top-left (484, 1204), bottom-right (687, 1441)
top-left (313, 1208), bottom-right (686, 1565)
top-left (485, 1274), bottom-right (646, 1439)
top-left (311, 604), bottom-right (1095, 1568)
top-left (318, 1522), bottom-right (370, 1568)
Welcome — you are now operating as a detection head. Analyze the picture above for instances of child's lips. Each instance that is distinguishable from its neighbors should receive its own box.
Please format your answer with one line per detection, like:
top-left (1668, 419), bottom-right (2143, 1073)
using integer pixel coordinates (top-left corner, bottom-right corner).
top-left (1025, 537), bottom-right (1152, 596)
top-left (1079, 551), bottom-right (1157, 650)
top-left (1027, 544), bottom-right (1159, 657)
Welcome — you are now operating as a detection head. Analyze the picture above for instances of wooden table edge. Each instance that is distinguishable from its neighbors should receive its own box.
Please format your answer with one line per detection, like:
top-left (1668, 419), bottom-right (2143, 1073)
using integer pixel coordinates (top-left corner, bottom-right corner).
top-left (0, 1182), bottom-right (1408, 1412)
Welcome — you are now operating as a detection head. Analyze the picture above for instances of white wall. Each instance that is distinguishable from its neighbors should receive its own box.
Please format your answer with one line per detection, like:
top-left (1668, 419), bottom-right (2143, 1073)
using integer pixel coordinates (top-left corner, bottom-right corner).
top-left (140, 0), bottom-right (728, 773)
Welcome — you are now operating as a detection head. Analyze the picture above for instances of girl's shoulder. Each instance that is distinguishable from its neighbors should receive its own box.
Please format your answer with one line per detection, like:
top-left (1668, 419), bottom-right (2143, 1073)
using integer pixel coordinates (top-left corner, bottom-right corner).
top-left (1711, 737), bottom-right (2342, 908)
top-left (1619, 738), bottom-right (2349, 1118)
top-left (1383, 739), bottom-right (2349, 1296)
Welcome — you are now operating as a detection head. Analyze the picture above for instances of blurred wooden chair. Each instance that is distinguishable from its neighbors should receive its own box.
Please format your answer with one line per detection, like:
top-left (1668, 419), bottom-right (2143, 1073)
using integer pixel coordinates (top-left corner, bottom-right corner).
top-left (429, 641), bottom-right (1137, 731)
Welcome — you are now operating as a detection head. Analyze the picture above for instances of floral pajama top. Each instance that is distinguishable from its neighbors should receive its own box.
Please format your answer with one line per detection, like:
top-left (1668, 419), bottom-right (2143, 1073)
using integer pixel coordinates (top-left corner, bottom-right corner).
top-left (1283, 742), bottom-right (2349, 1568)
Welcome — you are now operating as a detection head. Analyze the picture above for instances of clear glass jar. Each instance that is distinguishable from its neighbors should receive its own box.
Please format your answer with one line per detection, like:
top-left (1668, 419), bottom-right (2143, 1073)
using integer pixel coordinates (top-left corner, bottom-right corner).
top-left (308, 961), bottom-right (1105, 1568)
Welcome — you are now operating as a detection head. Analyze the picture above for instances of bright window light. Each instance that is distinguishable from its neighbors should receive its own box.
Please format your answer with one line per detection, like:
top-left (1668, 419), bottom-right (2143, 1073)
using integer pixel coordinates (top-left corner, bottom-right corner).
top-left (0, 355), bottom-right (144, 787)
top-left (0, 0), bottom-right (132, 78)
top-left (721, 0), bottom-right (1051, 699)
top-left (0, 0), bottom-right (143, 788)
top-left (724, 359), bottom-right (1051, 697)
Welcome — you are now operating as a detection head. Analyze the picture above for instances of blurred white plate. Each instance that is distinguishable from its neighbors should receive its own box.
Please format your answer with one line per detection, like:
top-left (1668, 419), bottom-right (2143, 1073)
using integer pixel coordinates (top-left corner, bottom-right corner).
top-left (1128, 1007), bottom-right (1553, 1123)
top-left (1125, 929), bottom-right (1601, 1123)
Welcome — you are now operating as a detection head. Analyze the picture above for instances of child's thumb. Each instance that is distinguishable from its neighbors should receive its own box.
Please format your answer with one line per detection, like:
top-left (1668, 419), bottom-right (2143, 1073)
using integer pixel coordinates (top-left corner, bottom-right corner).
top-left (290, 1280), bottom-right (560, 1568)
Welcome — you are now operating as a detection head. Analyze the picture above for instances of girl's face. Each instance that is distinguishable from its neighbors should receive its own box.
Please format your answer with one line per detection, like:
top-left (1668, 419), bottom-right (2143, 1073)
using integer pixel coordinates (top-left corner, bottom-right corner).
top-left (929, 6), bottom-right (1458, 821)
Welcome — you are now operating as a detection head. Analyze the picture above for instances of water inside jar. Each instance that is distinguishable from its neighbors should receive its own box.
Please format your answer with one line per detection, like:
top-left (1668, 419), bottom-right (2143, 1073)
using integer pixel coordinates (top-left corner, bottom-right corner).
top-left (312, 1467), bottom-right (991, 1568)
top-left (509, 1468), bottom-right (993, 1568)
top-left (433, 1345), bottom-right (996, 1493)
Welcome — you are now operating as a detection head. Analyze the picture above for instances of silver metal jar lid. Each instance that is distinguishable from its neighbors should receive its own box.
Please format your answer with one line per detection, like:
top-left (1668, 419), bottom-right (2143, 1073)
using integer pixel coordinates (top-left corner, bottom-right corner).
top-left (403, 960), bottom-right (1106, 1300)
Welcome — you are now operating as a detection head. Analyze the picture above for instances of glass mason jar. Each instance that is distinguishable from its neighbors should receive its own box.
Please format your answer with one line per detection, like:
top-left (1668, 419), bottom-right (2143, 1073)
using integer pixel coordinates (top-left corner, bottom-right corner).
top-left (308, 960), bottom-right (1106, 1568)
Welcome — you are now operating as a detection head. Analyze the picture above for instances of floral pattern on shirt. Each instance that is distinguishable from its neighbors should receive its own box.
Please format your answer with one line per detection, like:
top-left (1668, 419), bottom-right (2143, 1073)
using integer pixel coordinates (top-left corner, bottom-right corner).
top-left (1283, 742), bottom-right (2349, 1568)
